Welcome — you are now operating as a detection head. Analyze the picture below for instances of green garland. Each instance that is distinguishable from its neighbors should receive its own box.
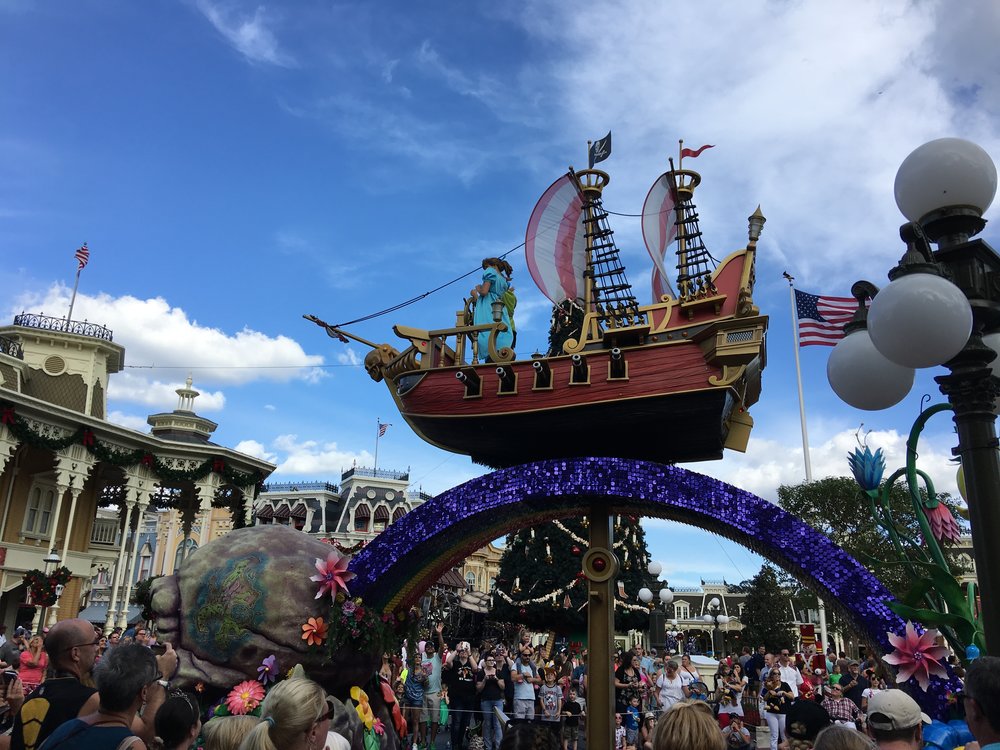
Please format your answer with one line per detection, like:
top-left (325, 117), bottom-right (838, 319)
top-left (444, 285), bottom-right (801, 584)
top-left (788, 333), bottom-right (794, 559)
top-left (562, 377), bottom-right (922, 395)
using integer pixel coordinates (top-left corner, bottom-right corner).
top-left (23, 566), bottom-right (73, 607)
top-left (1, 403), bottom-right (263, 489)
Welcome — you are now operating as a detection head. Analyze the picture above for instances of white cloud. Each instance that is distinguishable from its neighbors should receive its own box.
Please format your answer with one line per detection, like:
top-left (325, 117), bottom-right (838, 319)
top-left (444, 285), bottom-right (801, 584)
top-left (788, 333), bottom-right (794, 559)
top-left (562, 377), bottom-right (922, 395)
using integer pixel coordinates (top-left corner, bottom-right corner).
top-left (336, 348), bottom-right (361, 366)
top-left (234, 439), bottom-right (277, 463)
top-left (109, 372), bottom-right (226, 412)
top-left (106, 410), bottom-right (151, 433)
top-left (195, 0), bottom-right (295, 67)
top-left (9, 286), bottom-right (326, 387)
top-left (269, 434), bottom-right (372, 477)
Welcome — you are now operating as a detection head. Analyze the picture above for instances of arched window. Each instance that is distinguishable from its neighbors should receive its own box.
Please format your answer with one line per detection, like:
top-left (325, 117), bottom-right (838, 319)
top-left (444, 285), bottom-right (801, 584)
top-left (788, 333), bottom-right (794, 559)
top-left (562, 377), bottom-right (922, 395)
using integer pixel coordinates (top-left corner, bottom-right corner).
top-left (373, 505), bottom-right (390, 533)
top-left (489, 577), bottom-right (496, 591)
top-left (354, 504), bottom-right (371, 533)
top-left (674, 601), bottom-right (690, 620)
top-left (173, 538), bottom-right (198, 573)
top-left (465, 571), bottom-right (476, 590)
top-left (138, 542), bottom-right (153, 580)
top-left (24, 484), bottom-right (56, 536)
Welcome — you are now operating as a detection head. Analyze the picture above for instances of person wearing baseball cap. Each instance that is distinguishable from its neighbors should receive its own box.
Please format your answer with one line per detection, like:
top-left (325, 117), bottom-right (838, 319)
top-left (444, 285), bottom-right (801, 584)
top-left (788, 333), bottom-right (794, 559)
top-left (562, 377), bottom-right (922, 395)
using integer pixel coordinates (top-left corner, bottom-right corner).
top-left (865, 690), bottom-right (930, 750)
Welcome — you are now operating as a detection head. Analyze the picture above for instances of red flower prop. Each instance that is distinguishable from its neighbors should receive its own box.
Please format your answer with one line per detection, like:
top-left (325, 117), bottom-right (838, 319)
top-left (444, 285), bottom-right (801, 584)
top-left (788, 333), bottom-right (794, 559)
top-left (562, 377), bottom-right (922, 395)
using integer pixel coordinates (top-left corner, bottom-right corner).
top-left (923, 503), bottom-right (961, 544)
top-left (302, 617), bottom-right (328, 646)
top-left (882, 621), bottom-right (949, 691)
top-left (310, 550), bottom-right (356, 599)
top-left (226, 680), bottom-right (265, 715)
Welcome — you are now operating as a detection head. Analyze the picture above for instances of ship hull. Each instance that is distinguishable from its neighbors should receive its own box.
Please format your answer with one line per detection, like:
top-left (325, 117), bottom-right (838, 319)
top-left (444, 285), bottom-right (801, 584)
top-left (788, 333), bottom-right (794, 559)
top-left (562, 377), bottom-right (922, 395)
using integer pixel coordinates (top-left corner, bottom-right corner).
top-left (386, 335), bottom-right (757, 468)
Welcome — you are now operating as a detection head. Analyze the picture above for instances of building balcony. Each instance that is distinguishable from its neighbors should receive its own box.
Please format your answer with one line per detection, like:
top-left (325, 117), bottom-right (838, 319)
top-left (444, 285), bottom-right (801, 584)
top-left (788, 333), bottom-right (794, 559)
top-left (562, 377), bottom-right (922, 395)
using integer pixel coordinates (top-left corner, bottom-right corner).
top-left (90, 518), bottom-right (121, 546)
top-left (341, 466), bottom-right (408, 482)
top-left (13, 312), bottom-right (114, 342)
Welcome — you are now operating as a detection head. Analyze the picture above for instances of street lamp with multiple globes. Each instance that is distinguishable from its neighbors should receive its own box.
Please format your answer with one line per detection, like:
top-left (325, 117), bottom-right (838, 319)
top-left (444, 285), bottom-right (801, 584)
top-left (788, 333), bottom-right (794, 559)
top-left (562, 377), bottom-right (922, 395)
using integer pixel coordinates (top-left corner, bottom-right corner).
top-left (826, 137), bottom-right (1000, 653)
top-left (703, 597), bottom-right (731, 655)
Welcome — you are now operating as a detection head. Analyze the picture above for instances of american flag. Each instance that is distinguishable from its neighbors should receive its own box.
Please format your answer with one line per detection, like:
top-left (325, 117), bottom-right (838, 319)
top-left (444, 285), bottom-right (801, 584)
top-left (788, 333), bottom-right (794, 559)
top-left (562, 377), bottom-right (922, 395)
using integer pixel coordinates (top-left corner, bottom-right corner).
top-left (75, 243), bottom-right (90, 270)
top-left (378, 422), bottom-right (391, 438)
top-left (794, 289), bottom-right (855, 347)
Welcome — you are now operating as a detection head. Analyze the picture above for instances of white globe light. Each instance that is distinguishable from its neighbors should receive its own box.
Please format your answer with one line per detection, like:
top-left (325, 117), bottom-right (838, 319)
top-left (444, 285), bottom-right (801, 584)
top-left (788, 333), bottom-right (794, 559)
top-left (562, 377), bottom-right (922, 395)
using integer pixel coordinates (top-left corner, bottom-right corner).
top-left (827, 329), bottom-right (915, 410)
top-left (670, 619), bottom-right (678, 626)
top-left (709, 597), bottom-right (721, 608)
top-left (868, 273), bottom-right (972, 368)
top-left (895, 138), bottom-right (998, 222)
top-left (638, 587), bottom-right (653, 603)
top-left (703, 614), bottom-right (714, 623)
top-left (659, 589), bottom-right (674, 604)
top-left (717, 615), bottom-right (730, 625)
top-left (647, 561), bottom-right (663, 576)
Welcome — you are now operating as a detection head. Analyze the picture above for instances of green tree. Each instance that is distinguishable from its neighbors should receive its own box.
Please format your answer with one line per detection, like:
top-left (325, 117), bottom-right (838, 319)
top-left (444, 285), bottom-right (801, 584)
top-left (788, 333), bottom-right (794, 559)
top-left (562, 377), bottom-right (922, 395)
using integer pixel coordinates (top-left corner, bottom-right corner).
top-left (491, 515), bottom-right (658, 634)
top-left (776, 476), bottom-right (966, 599)
top-left (740, 564), bottom-right (796, 652)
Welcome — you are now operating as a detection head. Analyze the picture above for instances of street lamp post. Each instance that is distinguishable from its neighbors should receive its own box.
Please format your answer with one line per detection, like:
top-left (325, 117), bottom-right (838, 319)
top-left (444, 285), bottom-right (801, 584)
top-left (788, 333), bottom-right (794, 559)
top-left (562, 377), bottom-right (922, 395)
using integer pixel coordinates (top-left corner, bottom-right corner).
top-left (827, 138), bottom-right (1000, 654)
top-left (703, 597), bottom-right (731, 656)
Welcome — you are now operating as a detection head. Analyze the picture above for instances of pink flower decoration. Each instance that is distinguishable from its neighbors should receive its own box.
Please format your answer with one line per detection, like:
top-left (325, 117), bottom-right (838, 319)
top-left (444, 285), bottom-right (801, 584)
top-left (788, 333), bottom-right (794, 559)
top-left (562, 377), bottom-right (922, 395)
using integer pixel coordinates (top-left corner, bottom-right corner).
top-left (310, 550), bottom-right (357, 599)
top-left (373, 718), bottom-right (385, 736)
top-left (882, 621), bottom-right (949, 691)
top-left (227, 680), bottom-right (266, 715)
top-left (924, 503), bottom-right (961, 544)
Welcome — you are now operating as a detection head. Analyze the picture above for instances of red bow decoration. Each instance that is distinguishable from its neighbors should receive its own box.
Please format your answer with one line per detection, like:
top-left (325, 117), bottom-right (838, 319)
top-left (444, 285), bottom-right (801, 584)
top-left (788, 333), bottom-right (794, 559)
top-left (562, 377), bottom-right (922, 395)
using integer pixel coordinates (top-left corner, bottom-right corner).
top-left (212, 459), bottom-right (225, 473)
top-left (82, 429), bottom-right (96, 447)
top-left (141, 453), bottom-right (154, 467)
top-left (1, 407), bottom-right (14, 425)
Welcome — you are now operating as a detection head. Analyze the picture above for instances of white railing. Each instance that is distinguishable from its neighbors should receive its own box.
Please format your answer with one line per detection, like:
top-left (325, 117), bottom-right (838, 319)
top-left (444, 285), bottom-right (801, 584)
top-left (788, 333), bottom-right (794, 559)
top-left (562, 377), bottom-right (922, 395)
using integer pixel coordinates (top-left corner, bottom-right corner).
top-left (90, 518), bottom-right (120, 546)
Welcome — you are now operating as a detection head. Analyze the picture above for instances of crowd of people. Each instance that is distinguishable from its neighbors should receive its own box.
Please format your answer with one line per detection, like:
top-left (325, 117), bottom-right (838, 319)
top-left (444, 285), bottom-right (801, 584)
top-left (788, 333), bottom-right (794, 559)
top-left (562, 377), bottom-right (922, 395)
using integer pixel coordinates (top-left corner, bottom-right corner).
top-left (1, 620), bottom-right (998, 750)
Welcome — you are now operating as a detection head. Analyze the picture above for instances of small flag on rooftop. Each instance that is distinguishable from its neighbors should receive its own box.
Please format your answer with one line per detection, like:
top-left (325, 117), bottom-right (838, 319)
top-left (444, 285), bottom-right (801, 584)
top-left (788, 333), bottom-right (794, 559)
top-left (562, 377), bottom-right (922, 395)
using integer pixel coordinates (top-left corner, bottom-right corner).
top-left (75, 243), bottom-right (90, 270)
top-left (588, 131), bottom-right (612, 169)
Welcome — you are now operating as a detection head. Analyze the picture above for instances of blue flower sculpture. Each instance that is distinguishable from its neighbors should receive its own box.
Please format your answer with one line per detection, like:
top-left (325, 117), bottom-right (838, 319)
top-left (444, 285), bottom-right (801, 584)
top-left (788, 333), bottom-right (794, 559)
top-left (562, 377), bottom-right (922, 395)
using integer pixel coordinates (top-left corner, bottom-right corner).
top-left (848, 445), bottom-right (885, 493)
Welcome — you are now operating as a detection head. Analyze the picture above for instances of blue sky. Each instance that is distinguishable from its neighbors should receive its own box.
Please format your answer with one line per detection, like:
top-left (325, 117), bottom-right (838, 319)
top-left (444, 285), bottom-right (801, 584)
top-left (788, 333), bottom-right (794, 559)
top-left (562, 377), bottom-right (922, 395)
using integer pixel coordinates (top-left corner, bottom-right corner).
top-left (4, 1), bottom-right (999, 588)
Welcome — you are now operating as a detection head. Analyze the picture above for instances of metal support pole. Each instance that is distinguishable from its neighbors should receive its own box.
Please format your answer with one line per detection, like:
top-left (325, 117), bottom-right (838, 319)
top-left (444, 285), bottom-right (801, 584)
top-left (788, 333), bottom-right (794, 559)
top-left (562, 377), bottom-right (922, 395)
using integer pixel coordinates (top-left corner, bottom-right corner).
top-left (586, 506), bottom-right (617, 750)
top-left (937, 363), bottom-right (1000, 654)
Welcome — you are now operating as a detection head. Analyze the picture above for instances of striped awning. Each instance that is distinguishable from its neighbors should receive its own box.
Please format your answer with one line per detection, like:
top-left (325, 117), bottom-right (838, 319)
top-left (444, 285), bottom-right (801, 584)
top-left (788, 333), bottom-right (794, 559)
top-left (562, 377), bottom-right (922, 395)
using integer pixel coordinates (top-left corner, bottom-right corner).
top-left (256, 505), bottom-right (274, 519)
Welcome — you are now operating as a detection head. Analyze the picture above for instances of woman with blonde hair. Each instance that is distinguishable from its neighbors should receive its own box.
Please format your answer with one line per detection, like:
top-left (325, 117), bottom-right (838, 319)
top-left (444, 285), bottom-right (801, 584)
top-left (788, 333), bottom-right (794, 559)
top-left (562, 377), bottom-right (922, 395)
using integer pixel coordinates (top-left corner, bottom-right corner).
top-left (203, 716), bottom-right (262, 750)
top-left (652, 700), bottom-right (724, 750)
top-left (238, 678), bottom-right (336, 750)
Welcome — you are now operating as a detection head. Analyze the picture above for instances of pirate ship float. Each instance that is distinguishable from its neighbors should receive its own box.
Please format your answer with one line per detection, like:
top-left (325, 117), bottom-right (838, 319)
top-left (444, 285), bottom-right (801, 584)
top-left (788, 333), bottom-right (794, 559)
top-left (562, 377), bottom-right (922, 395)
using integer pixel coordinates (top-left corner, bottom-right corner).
top-left (308, 153), bottom-right (768, 468)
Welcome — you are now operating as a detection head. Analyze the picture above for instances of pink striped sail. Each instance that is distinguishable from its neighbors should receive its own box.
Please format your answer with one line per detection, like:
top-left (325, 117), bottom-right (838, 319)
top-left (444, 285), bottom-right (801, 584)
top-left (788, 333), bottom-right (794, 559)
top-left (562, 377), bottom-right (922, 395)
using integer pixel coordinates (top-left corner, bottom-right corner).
top-left (642, 172), bottom-right (678, 301)
top-left (524, 172), bottom-right (586, 306)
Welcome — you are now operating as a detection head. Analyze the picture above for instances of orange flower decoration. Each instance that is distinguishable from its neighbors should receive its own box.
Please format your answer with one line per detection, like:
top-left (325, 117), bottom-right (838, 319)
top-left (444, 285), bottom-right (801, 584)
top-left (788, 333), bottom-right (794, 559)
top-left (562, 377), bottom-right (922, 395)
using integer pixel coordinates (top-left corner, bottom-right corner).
top-left (302, 616), bottom-right (328, 646)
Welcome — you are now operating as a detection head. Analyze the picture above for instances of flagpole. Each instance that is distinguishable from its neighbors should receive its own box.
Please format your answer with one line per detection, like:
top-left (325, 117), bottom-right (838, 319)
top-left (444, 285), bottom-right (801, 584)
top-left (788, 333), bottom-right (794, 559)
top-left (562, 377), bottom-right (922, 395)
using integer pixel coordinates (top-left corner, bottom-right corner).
top-left (786, 275), bottom-right (813, 482)
top-left (786, 274), bottom-right (829, 657)
top-left (66, 267), bottom-right (82, 324)
top-left (374, 420), bottom-right (381, 473)
top-left (678, 138), bottom-right (684, 170)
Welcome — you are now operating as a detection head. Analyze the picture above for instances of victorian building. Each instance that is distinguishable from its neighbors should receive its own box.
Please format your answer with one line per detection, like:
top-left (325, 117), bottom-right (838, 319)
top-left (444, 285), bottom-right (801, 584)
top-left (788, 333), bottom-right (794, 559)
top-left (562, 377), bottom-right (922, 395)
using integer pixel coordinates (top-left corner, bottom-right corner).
top-left (0, 313), bottom-right (275, 632)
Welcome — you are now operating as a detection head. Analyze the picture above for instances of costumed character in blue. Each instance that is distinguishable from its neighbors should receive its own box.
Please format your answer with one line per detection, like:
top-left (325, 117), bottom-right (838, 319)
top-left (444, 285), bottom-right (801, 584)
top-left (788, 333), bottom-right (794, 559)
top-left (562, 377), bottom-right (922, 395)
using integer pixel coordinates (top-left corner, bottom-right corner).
top-left (470, 257), bottom-right (514, 361)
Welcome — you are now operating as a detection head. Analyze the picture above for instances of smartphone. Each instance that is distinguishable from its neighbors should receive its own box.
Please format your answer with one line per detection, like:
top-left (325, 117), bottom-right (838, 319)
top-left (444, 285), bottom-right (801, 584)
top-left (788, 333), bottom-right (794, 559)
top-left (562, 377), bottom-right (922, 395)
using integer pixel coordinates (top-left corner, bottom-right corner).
top-left (149, 643), bottom-right (167, 656)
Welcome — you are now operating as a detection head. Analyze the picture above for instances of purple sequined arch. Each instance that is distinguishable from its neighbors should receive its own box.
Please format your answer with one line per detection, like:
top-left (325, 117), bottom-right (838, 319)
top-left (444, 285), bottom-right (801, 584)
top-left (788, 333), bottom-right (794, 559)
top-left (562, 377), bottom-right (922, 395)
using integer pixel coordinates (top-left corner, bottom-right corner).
top-left (349, 457), bottom-right (959, 718)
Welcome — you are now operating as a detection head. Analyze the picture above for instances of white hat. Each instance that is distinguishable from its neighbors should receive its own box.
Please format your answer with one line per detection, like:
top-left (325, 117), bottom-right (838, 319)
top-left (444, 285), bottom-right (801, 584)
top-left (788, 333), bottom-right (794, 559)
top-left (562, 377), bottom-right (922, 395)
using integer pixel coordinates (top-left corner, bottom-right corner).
top-left (866, 691), bottom-right (931, 730)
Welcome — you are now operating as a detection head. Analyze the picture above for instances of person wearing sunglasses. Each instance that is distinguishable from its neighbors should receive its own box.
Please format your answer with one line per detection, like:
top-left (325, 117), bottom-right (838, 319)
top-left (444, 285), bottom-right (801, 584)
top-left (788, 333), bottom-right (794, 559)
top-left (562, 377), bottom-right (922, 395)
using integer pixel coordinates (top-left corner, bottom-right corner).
top-left (239, 678), bottom-right (347, 750)
top-left (35, 643), bottom-right (161, 750)
top-left (7, 619), bottom-right (177, 750)
top-left (820, 684), bottom-right (863, 730)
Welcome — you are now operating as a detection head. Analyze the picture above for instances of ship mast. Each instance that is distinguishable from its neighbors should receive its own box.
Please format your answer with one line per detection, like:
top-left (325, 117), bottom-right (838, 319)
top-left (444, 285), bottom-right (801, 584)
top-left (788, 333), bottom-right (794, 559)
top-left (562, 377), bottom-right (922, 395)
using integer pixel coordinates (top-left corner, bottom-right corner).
top-left (668, 157), bottom-right (717, 301)
top-left (574, 168), bottom-right (645, 338)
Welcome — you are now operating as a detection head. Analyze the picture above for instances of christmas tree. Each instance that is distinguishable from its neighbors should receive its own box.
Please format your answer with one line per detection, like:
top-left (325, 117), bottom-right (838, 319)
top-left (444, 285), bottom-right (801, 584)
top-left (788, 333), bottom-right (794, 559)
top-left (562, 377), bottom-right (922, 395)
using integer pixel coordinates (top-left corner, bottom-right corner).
top-left (491, 515), bottom-right (661, 634)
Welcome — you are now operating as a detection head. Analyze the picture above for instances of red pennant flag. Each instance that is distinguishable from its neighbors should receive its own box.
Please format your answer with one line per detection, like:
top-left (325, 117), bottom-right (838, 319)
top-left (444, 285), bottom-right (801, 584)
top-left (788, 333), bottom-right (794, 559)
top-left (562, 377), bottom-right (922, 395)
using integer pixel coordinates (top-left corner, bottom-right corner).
top-left (680, 144), bottom-right (715, 159)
